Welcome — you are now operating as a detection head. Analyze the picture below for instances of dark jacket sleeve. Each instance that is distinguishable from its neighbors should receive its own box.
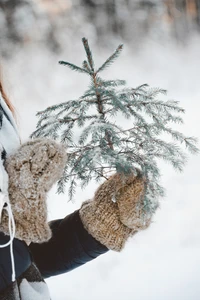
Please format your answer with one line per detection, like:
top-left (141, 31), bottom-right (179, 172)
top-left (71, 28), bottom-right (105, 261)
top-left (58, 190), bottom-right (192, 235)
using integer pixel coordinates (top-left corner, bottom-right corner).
top-left (29, 210), bottom-right (108, 279)
top-left (0, 233), bottom-right (31, 292)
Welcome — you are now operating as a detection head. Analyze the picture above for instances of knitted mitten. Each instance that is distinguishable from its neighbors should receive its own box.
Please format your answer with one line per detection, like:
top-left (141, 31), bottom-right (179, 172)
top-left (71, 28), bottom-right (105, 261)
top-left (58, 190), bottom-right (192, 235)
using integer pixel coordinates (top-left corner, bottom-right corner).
top-left (0, 138), bottom-right (67, 244)
top-left (79, 172), bottom-right (152, 251)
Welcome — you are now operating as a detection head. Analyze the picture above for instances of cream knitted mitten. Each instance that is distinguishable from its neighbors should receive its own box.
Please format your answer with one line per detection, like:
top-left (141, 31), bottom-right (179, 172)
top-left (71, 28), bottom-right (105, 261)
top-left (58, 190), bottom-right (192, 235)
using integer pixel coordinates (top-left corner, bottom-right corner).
top-left (0, 138), bottom-right (67, 244)
top-left (79, 172), bottom-right (152, 251)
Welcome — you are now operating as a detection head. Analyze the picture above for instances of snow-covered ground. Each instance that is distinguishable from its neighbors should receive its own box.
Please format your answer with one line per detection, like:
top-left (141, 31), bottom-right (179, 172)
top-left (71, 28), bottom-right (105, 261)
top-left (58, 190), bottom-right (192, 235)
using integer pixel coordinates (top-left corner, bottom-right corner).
top-left (3, 35), bottom-right (200, 300)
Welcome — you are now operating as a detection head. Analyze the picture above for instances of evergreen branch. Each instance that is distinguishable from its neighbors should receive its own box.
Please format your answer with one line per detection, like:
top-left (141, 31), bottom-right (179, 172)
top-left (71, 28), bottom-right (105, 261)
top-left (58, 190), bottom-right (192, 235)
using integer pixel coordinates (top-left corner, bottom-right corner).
top-left (32, 37), bottom-right (198, 212)
top-left (106, 90), bottom-right (131, 118)
top-left (82, 60), bottom-right (91, 73)
top-left (96, 44), bottom-right (123, 74)
top-left (102, 79), bottom-right (126, 87)
top-left (82, 37), bottom-right (95, 72)
top-left (184, 137), bottom-right (199, 154)
top-left (59, 61), bottom-right (90, 74)
top-left (68, 177), bottom-right (77, 201)
top-left (94, 169), bottom-right (109, 180)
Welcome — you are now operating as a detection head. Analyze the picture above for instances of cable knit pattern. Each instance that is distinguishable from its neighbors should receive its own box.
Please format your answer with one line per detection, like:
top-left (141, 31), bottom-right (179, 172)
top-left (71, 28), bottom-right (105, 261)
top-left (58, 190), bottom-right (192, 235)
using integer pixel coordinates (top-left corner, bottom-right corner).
top-left (0, 138), bottom-right (67, 244)
top-left (79, 172), bottom-right (152, 251)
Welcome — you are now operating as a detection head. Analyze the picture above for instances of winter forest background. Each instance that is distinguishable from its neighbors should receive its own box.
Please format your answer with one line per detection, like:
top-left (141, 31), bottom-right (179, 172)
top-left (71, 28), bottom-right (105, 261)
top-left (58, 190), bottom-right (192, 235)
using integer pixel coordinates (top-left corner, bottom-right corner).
top-left (1, 1), bottom-right (200, 299)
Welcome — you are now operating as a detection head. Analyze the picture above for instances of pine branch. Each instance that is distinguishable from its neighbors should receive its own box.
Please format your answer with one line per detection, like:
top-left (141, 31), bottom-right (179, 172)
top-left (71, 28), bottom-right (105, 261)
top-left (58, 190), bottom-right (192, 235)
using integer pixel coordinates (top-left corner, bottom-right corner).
top-left (31, 37), bottom-right (199, 208)
top-left (59, 61), bottom-right (90, 75)
top-left (82, 37), bottom-right (95, 72)
top-left (96, 44), bottom-right (123, 74)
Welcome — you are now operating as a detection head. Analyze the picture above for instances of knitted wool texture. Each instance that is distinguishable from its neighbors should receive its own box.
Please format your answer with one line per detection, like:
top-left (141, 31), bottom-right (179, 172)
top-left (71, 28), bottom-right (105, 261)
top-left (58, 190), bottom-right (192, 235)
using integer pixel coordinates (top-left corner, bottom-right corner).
top-left (0, 138), bottom-right (67, 244)
top-left (79, 172), bottom-right (152, 251)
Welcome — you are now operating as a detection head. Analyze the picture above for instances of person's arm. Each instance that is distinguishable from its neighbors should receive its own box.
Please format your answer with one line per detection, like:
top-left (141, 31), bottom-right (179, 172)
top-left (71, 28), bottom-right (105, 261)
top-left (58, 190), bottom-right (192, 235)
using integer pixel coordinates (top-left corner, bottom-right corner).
top-left (5, 136), bottom-right (152, 281)
top-left (29, 210), bottom-right (108, 279)
top-left (29, 172), bottom-right (152, 279)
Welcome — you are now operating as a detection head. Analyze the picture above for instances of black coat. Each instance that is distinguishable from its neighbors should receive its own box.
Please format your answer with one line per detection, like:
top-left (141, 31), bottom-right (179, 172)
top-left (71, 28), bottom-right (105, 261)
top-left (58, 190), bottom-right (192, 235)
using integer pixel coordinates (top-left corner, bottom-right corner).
top-left (0, 210), bottom-right (108, 293)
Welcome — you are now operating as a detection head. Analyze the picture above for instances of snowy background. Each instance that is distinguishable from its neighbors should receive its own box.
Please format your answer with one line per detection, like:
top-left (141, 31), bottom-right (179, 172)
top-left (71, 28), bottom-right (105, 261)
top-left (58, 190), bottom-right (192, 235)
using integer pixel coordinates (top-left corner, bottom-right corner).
top-left (1, 1), bottom-right (200, 299)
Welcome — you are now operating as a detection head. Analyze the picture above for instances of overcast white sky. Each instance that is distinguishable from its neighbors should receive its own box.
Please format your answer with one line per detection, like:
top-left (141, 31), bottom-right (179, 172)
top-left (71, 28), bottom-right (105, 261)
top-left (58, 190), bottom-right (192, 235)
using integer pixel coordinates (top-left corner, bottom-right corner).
top-left (3, 34), bottom-right (200, 300)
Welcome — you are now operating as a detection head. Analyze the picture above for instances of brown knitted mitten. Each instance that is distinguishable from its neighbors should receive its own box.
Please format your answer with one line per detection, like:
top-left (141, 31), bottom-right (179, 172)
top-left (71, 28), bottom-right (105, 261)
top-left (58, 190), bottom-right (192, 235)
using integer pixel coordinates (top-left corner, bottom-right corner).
top-left (0, 138), bottom-right (67, 244)
top-left (79, 172), bottom-right (152, 251)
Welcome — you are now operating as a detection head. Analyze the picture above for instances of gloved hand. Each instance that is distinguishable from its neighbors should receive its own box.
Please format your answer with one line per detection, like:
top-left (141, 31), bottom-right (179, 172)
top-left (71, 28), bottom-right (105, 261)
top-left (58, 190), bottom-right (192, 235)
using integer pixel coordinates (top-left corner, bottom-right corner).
top-left (79, 172), bottom-right (152, 251)
top-left (0, 138), bottom-right (67, 244)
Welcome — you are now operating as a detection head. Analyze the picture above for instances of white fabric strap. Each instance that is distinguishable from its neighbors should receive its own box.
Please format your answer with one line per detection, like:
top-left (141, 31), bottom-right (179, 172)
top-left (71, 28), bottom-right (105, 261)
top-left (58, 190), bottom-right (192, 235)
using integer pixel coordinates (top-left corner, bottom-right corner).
top-left (0, 93), bottom-right (19, 283)
top-left (0, 201), bottom-right (16, 282)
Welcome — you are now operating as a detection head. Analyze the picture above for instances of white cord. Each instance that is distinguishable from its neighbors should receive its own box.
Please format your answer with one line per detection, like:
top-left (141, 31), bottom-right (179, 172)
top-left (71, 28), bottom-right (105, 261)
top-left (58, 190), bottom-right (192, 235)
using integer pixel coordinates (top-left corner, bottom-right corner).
top-left (0, 202), bottom-right (16, 282)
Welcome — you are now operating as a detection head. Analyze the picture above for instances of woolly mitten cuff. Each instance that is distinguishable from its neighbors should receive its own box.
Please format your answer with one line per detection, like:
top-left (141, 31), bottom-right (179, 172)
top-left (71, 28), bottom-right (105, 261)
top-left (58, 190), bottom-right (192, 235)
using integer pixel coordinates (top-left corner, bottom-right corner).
top-left (0, 138), bottom-right (67, 244)
top-left (79, 173), bottom-right (152, 252)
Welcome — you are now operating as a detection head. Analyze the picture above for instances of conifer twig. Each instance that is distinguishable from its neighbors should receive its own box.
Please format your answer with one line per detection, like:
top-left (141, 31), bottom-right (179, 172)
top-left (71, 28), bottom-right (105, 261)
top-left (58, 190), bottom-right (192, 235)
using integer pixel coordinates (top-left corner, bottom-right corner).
top-left (31, 37), bottom-right (199, 216)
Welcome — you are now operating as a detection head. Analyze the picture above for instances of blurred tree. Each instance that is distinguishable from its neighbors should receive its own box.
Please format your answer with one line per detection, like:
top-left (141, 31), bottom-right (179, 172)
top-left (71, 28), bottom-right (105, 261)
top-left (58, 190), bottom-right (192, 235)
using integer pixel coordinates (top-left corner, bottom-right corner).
top-left (79, 0), bottom-right (163, 43)
top-left (165, 0), bottom-right (200, 40)
top-left (0, 0), bottom-right (32, 57)
top-left (35, 0), bottom-right (71, 16)
top-left (196, 0), bottom-right (200, 26)
top-left (0, 0), bottom-right (70, 57)
top-left (1, 0), bottom-right (200, 57)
